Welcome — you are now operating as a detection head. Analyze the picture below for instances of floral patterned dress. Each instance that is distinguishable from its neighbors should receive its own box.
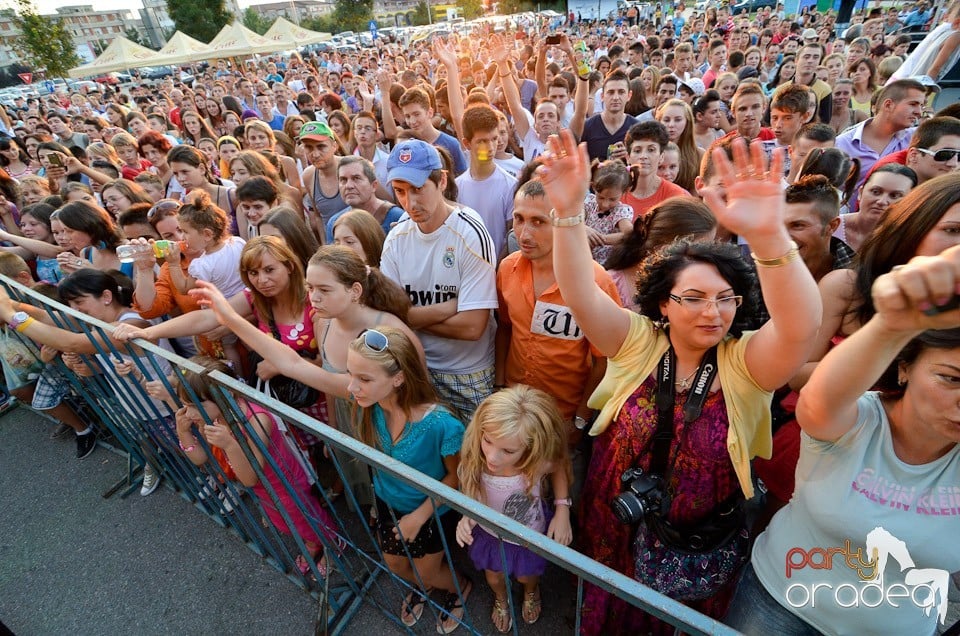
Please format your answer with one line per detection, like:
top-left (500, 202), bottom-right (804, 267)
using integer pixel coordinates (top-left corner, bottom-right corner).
top-left (578, 374), bottom-right (739, 636)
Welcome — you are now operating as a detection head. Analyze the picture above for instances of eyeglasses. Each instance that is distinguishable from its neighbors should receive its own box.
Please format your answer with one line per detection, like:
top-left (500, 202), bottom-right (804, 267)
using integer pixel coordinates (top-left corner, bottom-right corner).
top-left (361, 329), bottom-right (389, 353)
top-left (669, 294), bottom-right (743, 311)
top-left (916, 148), bottom-right (960, 162)
top-left (147, 199), bottom-right (181, 220)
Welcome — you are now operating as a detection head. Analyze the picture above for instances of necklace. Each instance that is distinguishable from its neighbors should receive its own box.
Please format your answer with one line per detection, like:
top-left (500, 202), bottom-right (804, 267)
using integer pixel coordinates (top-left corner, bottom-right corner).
top-left (675, 369), bottom-right (698, 391)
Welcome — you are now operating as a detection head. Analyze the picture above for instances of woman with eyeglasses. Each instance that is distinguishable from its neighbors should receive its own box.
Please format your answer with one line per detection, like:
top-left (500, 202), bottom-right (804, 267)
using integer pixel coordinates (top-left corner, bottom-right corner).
top-left (537, 130), bottom-right (822, 634)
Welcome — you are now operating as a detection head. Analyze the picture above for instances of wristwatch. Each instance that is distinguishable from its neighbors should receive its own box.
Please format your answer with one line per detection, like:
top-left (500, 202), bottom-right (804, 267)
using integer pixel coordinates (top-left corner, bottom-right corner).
top-left (8, 311), bottom-right (30, 331)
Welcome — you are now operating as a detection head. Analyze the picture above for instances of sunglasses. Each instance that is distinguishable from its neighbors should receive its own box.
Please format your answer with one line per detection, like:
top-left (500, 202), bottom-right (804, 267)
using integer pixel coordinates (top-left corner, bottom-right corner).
top-left (361, 329), bottom-right (389, 353)
top-left (916, 148), bottom-right (960, 162)
top-left (147, 199), bottom-right (181, 220)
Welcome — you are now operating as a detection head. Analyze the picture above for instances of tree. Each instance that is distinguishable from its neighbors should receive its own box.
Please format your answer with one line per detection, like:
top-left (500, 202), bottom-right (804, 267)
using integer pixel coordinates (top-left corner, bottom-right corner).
top-left (8, 0), bottom-right (79, 79)
top-left (167, 0), bottom-right (234, 43)
top-left (332, 0), bottom-right (374, 33)
top-left (458, 0), bottom-right (484, 20)
top-left (241, 7), bottom-right (271, 35)
top-left (124, 27), bottom-right (152, 49)
top-left (412, 1), bottom-right (431, 26)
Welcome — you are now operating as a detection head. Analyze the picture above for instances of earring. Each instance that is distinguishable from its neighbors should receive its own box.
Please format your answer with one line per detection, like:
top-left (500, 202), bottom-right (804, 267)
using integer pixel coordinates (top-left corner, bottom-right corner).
top-left (898, 376), bottom-right (907, 387)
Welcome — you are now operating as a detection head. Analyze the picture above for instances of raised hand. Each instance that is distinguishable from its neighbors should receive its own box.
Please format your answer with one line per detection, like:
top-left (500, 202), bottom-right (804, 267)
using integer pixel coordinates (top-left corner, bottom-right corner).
top-left (535, 130), bottom-right (591, 217)
top-left (189, 280), bottom-right (239, 327)
top-left (433, 37), bottom-right (458, 69)
top-left (700, 139), bottom-right (787, 242)
top-left (872, 245), bottom-right (960, 334)
top-left (489, 34), bottom-right (510, 65)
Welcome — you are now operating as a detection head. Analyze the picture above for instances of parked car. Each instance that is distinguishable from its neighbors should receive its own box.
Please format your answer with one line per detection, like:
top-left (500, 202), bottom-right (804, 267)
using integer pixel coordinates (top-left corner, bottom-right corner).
top-left (731, 0), bottom-right (778, 14)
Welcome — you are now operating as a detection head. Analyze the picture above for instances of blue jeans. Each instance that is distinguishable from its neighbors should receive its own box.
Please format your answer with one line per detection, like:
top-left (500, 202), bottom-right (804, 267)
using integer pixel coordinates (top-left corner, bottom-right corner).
top-left (724, 563), bottom-right (822, 636)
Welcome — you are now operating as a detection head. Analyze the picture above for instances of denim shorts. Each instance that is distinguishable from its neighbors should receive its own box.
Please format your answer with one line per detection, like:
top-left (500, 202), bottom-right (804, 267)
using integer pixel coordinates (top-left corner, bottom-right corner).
top-left (724, 563), bottom-right (823, 636)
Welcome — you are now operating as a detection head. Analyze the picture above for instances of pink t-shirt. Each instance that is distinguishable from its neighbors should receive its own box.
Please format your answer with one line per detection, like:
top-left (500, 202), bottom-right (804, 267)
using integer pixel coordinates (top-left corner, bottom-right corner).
top-left (478, 472), bottom-right (546, 543)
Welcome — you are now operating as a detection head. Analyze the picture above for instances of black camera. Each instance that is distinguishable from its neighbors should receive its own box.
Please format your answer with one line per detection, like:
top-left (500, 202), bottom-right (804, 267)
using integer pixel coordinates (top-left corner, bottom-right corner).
top-left (610, 468), bottom-right (666, 525)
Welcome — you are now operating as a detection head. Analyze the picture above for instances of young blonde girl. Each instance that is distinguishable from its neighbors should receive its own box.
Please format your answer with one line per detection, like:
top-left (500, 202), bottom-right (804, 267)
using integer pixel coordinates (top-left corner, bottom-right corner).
top-left (176, 191), bottom-right (245, 370)
top-left (455, 386), bottom-right (573, 633)
top-left (346, 326), bottom-right (471, 634)
top-left (583, 160), bottom-right (633, 264)
top-left (174, 355), bottom-right (342, 577)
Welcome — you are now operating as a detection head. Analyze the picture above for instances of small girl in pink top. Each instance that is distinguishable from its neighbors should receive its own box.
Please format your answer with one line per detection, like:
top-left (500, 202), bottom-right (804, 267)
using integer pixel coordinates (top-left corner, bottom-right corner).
top-left (174, 356), bottom-right (343, 579)
top-left (455, 386), bottom-right (573, 633)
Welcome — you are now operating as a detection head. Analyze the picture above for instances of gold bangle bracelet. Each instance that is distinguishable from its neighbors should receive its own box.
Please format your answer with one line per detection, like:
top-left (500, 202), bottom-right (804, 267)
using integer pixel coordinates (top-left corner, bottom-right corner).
top-left (751, 241), bottom-right (800, 268)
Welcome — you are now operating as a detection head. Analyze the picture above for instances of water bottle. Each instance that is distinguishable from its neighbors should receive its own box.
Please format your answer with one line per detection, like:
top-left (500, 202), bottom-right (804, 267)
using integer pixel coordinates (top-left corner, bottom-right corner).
top-left (116, 243), bottom-right (154, 264)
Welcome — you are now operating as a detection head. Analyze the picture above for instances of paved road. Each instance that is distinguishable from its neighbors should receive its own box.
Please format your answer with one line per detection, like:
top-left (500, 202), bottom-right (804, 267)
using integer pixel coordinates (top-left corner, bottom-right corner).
top-left (0, 405), bottom-right (579, 636)
top-left (0, 405), bottom-right (319, 636)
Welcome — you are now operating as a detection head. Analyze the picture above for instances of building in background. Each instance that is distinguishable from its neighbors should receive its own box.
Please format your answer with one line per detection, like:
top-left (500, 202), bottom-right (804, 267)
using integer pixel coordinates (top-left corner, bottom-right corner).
top-left (245, 0), bottom-right (333, 25)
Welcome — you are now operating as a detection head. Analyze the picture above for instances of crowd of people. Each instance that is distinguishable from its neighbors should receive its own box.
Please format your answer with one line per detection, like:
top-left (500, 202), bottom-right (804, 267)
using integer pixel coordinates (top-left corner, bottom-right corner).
top-left (0, 0), bottom-right (958, 633)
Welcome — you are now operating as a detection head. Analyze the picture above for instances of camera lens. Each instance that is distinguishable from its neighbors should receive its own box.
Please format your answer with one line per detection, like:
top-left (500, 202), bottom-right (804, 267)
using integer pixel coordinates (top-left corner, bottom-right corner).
top-left (611, 492), bottom-right (645, 525)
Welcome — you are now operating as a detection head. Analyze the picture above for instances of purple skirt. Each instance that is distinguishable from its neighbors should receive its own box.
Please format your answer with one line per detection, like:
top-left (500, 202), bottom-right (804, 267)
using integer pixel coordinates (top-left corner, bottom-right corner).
top-left (468, 526), bottom-right (547, 578)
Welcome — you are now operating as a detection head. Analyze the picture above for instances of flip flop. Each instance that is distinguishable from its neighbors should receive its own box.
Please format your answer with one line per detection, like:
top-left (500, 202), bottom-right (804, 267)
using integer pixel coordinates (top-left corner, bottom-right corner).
top-left (522, 587), bottom-right (542, 625)
top-left (401, 589), bottom-right (428, 627)
top-left (491, 597), bottom-right (512, 633)
top-left (437, 577), bottom-right (473, 634)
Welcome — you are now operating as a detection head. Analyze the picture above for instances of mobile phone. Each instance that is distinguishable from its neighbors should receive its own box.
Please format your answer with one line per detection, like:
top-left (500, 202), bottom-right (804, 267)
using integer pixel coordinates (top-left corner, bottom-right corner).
top-left (546, 34), bottom-right (562, 45)
top-left (47, 153), bottom-right (63, 167)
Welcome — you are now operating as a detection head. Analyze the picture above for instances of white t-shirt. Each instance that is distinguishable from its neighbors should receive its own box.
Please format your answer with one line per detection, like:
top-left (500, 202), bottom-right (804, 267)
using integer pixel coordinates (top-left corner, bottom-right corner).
top-left (188, 235), bottom-right (247, 297)
top-left (455, 166), bottom-right (517, 258)
top-left (380, 207), bottom-right (498, 374)
top-left (519, 124), bottom-right (546, 163)
top-left (752, 392), bottom-right (960, 636)
top-left (494, 155), bottom-right (525, 178)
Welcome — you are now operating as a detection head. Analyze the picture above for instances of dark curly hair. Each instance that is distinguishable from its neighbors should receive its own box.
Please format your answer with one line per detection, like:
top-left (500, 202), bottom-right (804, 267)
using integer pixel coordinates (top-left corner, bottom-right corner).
top-left (636, 239), bottom-right (759, 337)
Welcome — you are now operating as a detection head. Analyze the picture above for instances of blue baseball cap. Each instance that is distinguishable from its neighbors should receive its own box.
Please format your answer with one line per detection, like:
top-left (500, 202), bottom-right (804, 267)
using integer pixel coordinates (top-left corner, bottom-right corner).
top-left (387, 139), bottom-right (442, 188)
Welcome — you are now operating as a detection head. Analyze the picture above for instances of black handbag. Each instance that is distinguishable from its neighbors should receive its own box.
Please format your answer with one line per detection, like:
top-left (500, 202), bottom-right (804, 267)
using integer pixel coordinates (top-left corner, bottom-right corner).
top-left (247, 321), bottom-right (320, 410)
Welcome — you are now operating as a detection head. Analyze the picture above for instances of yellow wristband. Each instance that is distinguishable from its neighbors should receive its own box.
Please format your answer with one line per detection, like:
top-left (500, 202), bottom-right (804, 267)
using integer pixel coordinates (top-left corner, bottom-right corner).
top-left (15, 317), bottom-right (35, 333)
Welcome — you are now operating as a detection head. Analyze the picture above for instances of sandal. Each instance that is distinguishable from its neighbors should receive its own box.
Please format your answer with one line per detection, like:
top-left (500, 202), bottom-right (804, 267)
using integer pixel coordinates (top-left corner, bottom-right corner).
top-left (436, 577), bottom-right (473, 634)
top-left (401, 589), bottom-right (429, 627)
top-left (522, 587), bottom-right (542, 625)
top-left (491, 597), bottom-right (512, 633)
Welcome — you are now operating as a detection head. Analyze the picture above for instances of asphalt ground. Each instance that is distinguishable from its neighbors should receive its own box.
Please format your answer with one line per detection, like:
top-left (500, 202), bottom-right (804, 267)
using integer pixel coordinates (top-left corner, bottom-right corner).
top-left (2, 401), bottom-right (955, 636)
top-left (0, 404), bottom-right (580, 636)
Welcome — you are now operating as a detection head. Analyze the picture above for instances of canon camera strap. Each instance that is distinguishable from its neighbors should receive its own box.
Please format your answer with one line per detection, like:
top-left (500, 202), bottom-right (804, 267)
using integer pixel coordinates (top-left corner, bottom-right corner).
top-left (652, 344), bottom-right (719, 476)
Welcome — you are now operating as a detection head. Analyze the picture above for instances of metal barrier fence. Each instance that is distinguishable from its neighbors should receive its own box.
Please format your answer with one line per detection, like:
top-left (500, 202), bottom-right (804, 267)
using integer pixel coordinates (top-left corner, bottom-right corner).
top-left (1, 274), bottom-right (741, 636)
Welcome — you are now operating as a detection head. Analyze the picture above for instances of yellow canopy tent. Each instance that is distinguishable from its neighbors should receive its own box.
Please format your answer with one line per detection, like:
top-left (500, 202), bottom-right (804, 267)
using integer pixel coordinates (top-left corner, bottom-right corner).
top-left (261, 17), bottom-right (332, 48)
top-left (205, 22), bottom-right (286, 58)
top-left (68, 37), bottom-right (160, 78)
top-left (148, 31), bottom-right (214, 66)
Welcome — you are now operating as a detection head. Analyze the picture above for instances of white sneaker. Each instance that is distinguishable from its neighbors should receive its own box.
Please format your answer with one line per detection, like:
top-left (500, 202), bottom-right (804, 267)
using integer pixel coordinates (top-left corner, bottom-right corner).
top-left (218, 489), bottom-right (235, 514)
top-left (196, 475), bottom-right (217, 500)
top-left (140, 464), bottom-right (161, 496)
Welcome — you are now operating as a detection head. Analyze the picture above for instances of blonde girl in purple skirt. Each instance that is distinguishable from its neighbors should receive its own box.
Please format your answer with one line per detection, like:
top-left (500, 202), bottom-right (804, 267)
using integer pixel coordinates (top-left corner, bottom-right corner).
top-left (455, 386), bottom-right (573, 633)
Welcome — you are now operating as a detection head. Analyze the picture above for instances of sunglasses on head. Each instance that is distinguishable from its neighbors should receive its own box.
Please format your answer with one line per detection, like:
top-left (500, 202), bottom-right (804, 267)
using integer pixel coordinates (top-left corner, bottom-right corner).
top-left (361, 329), bottom-right (389, 353)
top-left (147, 199), bottom-right (181, 220)
top-left (916, 148), bottom-right (960, 162)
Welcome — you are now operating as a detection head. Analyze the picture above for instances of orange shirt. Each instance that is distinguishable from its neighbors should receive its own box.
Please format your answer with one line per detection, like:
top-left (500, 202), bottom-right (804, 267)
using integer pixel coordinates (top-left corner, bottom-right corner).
top-left (621, 179), bottom-right (691, 221)
top-left (496, 252), bottom-right (621, 420)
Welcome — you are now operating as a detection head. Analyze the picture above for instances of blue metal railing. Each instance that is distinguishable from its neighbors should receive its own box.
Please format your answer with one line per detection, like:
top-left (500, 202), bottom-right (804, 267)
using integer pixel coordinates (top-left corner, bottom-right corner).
top-left (1, 274), bottom-right (741, 636)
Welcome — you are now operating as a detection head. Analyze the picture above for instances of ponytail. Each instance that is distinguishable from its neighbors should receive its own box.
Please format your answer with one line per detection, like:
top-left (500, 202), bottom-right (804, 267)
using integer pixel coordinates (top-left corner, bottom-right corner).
top-left (362, 267), bottom-right (411, 324)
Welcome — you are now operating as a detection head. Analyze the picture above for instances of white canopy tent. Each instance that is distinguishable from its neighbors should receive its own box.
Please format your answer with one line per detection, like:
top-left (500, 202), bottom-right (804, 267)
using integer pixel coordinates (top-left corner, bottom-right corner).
top-left (262, 17), bottom-right (332, 48)
top-left (205, 22), bottom-right (285, 58)
top-left (68, 37), bottom-right (160, 78)
top-left (149, 31), bottom-right (214, 66)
